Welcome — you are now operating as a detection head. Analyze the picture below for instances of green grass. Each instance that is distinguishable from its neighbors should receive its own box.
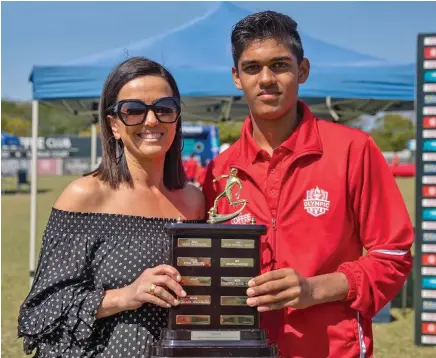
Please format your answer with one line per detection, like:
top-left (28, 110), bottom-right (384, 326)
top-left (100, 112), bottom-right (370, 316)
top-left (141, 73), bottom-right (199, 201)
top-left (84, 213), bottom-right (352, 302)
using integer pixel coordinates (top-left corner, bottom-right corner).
top-left (2, 176), bottom-right (436, 357)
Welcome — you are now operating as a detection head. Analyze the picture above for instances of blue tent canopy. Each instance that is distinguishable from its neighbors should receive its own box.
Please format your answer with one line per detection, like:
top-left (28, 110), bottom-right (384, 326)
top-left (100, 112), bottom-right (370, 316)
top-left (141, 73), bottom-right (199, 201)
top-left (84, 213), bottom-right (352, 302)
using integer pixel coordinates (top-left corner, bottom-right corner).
top-left (1, 131), bottom-right (22, 148)
top-left (30, 2), bottom-right (414, 101)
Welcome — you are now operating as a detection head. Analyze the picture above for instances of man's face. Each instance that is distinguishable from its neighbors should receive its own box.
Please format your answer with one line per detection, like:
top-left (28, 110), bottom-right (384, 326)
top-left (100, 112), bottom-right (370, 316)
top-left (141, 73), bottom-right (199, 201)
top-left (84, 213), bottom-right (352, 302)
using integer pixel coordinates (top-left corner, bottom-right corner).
top-left (232, 38), bottom-right (310, 121)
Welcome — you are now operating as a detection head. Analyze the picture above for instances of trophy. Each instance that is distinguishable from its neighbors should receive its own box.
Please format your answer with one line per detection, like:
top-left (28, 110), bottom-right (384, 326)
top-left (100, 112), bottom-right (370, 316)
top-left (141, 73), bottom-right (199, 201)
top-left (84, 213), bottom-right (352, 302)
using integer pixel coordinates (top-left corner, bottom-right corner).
top-left (151, 168), bottom-right (278, 358)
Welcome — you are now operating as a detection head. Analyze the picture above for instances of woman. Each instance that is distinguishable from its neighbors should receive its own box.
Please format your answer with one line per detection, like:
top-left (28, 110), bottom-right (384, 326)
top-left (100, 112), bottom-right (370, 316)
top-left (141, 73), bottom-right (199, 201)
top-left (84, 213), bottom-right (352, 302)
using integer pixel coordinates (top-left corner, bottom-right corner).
top-left (18, 57), bottom-right (205, 357)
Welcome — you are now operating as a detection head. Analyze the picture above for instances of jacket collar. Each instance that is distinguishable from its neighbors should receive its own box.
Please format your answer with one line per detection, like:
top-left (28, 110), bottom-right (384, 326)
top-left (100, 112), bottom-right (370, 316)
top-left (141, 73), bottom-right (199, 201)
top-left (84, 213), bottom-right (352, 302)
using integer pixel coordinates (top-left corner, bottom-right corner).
top-left (230, 101), bottom-right (323, 167)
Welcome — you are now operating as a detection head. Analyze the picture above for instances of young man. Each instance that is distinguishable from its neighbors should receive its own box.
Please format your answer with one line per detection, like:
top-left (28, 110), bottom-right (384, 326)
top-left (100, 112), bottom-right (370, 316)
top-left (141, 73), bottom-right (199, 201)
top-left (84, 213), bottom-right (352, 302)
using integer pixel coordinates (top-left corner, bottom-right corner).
top-left (202, 11), bottom-right (413, 358)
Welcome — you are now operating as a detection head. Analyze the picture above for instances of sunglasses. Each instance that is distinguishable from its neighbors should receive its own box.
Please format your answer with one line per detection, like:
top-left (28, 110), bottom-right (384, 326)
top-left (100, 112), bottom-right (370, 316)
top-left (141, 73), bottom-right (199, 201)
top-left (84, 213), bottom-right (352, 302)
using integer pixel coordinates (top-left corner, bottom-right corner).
top-left (106, 97), bottom-right (181, 126)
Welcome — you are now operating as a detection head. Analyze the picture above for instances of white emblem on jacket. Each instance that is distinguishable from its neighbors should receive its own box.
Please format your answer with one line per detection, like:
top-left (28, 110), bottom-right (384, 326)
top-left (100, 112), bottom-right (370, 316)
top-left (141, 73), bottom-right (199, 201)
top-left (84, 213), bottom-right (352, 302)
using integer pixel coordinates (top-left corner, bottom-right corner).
top-left (304, 187), bottom-right (330, 217)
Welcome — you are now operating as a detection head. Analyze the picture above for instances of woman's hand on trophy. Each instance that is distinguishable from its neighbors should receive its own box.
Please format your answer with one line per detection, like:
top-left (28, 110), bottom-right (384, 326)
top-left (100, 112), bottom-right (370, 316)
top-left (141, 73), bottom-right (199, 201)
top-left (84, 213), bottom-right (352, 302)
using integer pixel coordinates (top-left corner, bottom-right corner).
top-left (245, 268), bottom-right (314, 311)
top-left (119, 264), bottom-right (187, 310)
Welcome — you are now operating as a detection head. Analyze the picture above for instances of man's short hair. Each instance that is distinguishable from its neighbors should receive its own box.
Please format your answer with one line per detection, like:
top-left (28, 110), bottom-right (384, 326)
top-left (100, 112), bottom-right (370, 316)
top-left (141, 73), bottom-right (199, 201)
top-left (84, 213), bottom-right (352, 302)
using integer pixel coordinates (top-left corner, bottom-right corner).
top-left (231, 10), bottom-right (304, 68)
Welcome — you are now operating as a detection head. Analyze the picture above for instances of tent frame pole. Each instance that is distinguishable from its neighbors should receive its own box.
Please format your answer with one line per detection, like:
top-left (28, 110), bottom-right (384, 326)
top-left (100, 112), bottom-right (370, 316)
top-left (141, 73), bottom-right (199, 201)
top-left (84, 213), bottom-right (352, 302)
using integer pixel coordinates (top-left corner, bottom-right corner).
top-left (29, 100), bottom-right (39, 287)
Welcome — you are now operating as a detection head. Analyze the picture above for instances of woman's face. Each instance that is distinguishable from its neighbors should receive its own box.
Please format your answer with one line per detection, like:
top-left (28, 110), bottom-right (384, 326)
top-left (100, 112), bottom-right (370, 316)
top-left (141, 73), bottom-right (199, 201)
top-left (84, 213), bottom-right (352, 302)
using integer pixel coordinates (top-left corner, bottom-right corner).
top-left (109, 75), bottom-right (179, 162)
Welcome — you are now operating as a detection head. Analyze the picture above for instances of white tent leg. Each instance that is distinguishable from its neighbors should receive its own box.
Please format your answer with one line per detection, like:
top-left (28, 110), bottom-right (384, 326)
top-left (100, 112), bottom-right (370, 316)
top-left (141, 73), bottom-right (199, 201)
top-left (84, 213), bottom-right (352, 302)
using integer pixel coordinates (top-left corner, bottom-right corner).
top-left (29, 100), bottom-right (39, 287)
top-left (91, 123), bottom-right (97, 170)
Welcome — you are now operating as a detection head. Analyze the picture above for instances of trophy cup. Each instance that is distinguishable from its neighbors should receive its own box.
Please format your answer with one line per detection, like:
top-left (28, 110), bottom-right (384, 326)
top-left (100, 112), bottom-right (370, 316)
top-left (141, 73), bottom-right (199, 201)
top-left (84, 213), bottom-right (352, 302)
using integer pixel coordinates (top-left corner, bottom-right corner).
top-left (151, 169), bottom-right (278, 358)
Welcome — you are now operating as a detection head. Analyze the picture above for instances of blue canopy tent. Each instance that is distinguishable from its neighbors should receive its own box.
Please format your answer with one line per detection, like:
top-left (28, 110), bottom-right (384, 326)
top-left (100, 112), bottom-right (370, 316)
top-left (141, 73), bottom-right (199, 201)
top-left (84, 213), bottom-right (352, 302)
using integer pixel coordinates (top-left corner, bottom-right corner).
top-left (26, 2), bottom-right (415, 284)
top-left (31, 2), bottom-right (414, 101)
top-left (1, 131), bottom-right (22, 148)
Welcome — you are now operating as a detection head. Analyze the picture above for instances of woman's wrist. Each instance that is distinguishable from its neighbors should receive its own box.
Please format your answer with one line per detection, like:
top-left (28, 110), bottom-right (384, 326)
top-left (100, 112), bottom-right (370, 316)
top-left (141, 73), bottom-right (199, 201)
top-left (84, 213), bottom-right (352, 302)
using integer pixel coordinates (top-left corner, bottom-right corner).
top-left (96, 288), bottom-right (128, 319)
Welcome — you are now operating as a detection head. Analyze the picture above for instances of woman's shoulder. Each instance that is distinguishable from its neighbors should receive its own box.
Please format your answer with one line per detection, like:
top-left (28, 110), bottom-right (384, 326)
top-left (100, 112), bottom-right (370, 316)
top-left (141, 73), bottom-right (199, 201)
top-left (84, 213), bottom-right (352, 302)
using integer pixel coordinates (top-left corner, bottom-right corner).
top-left (181, 183), bottom-right (206, 220)
top-left (54, 175), bottom-right (110, 213)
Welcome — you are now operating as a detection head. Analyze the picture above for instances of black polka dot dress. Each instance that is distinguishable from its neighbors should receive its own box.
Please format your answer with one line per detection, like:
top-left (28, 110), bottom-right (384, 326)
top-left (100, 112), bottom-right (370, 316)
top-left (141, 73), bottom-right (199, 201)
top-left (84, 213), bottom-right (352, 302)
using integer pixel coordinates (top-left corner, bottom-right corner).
top-left (18, 208), bottom-right (197, 358)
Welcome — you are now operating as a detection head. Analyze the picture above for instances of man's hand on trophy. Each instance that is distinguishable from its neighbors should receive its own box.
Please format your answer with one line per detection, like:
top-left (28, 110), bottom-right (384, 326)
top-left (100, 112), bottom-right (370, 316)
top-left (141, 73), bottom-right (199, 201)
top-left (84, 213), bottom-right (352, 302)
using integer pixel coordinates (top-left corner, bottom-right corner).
top-left (245, 268), bottom-right (314, 311)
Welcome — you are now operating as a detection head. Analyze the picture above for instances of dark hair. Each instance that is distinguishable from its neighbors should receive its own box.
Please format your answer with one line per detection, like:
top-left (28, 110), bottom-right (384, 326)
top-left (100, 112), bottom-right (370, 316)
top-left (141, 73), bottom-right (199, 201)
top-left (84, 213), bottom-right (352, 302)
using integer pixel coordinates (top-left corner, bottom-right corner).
top-left (231, 10), bottom-right (304, 68)
top-left (88, 57), bottom-right (186, 190)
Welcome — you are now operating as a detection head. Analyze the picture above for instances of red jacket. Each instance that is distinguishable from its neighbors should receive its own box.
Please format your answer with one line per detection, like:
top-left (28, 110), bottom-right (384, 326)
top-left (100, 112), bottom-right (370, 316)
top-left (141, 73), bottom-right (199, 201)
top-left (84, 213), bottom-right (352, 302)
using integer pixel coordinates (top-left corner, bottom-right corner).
top-left (202, 102), bottom-right (413, 358)
top-left (184, 158), bottom-right (199, 179)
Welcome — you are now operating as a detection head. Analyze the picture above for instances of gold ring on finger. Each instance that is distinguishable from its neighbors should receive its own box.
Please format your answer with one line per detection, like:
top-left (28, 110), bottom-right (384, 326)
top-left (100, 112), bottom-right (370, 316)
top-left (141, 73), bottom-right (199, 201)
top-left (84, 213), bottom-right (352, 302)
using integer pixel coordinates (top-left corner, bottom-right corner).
top-left (149, 283), bottom-right (157, 296)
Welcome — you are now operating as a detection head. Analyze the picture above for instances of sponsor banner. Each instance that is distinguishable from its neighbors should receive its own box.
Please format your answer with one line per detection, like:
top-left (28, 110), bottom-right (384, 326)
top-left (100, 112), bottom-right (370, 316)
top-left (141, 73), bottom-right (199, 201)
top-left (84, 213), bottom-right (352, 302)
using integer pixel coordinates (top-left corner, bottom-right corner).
top-left (422, 335), bottom-right (436, 344)
top-left (422, 312), bottom-right (436, 321)
top-left (18, 136), bottom-right (103, 159)
top-left (424, 116), bottom-right (436, 128)
top-left (423, 186), bottom-right (436, 197)
top-left (423, 140), bottom-right (436, 151)
top-left (425, 71), bottom-right (436, 83)
top-left (424, 107), bottom-right (436, 116)
top-left (422, 323), bottom-right (436, 334)
top-left (423, 254), bottom-right (436, 265)
top-left (423, 278), bottom-right (436, 289)
top-left (417, 33), bottom-right (436, 346)
top-left (425, 61), bottom-right (436, 69)
top-left (422, 267), bottom-right (436, 275)
top-left (423, 153), bottom-right (436, 161)
top-left (422, 199), bottom-right (436, 206)
top-left (423, 209), bottom-right (436, 220)
top-left (423, 290), bottom-right (436, 299)
top-left (424, 164), bottom-right (436, 173)
top-left (423, 222), bottom-right (436, 230)
top-left (423, 244), bottom-right (436, 252)
top-left (423, 177), bottom-right (436, 184)
top-left (424, 233), bottom-right (436, 242)
top-left (1, 159), bottom-right (29, 177)
top-left (62, 158), bottom-right (92, 176)
top-left (424, 37), bottom-right (436, 46)
top-left (423, 130), bottom-right (436, 138)
top-left (423, 300), bottom-right (436, 311)
top-left (37, 158), bottom-right (61, 176)
top-left (423, 267), bottom-right (436, 275)
top-left (426, 95), bottom-right (436, 104)
top-left (425, 48), bottom-right (436, 59)
top-left (424, 84), bottom-right (436, 92)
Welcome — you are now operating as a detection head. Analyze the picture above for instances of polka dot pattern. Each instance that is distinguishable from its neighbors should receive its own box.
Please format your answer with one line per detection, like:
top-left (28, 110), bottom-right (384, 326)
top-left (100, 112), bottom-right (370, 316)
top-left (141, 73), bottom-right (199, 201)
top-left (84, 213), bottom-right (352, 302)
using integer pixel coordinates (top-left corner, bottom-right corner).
top-left (18, 208), bottom-right (197, 357)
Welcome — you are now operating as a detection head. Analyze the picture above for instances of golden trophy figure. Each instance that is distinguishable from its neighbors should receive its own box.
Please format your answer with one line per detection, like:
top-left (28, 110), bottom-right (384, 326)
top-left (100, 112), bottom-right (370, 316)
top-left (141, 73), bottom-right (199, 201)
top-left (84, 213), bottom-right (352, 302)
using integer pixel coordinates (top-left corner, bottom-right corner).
top-left (207, 168), bottom-right (248, 224)
top-left (151, 168), bottom-right (278, 358)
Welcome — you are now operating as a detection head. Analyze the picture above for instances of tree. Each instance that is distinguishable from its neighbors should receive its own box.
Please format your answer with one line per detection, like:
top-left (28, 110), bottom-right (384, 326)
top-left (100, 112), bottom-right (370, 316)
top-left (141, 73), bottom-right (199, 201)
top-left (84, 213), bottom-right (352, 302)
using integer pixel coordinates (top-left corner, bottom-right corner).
top-left (1, 100), bottom-right (93, 136)
top-left (370, 114), bottom-right (415, 152)
top-left (215, 121), bottom-right (243, 144)
top-left (1, 114), bottom-right (32, 136)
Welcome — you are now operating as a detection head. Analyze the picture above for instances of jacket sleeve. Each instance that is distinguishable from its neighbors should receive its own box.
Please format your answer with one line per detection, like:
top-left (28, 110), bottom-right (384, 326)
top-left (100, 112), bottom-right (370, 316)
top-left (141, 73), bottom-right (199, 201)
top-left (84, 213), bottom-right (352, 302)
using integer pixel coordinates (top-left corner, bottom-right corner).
top-left (336, 136), bottom-right (414, 318)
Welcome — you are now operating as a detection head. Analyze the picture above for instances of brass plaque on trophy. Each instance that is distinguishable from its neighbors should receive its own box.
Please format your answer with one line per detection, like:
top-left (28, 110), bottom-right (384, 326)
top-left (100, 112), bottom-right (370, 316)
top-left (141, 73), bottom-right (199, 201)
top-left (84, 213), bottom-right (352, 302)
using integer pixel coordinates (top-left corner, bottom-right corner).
top-left (180, 276), bottom-right (212, 286)
top-left (220, 258), bottom-right (254, 268)
top-left (221, 277), bottom-right (252, 287)
top-left (220, 315), bottom-right (255, 326)
top-left (178, 238), bottom-right (212, 248)
top-left (152, 168), bottom-right (278, 358)
top-left (177, 257), bottom-right (211, 267)
top-left (221, 239), bottom-right (255, 249)
top-left (220, 296), bottom-right (248, 306)
top-left (179, 295), bottom-right (211, 305)
top-left (176, 315), bottom-right (211, 325)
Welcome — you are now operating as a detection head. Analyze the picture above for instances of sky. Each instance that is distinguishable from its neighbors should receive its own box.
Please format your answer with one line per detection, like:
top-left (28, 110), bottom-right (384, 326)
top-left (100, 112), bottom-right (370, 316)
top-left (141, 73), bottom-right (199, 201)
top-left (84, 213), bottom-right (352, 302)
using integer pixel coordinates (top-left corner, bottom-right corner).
top-left (1, 1), bottom-right (436, 101)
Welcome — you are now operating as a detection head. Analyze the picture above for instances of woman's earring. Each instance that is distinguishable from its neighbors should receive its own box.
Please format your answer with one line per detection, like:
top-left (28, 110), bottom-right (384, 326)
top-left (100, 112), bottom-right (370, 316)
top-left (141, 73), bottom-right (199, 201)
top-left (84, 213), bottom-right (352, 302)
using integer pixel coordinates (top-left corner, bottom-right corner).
top-left (115, 139), bottom-right (124, 164)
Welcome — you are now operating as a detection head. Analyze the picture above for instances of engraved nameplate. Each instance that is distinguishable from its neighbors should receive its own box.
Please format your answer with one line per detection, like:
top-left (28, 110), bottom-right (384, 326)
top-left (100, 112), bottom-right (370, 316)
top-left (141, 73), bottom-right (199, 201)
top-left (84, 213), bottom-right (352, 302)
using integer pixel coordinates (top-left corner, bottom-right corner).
top-left (176, 315), bottom-right (211, 325)
top-left (178, 238), bottom-right (212, 248)
top-left (221, 277), bottom-right (252, 287)
top-left (221, 239), bottom-right (255, 249)
top-left (220, 258), bottom-right (254, 268)
top-left (220, 296), bottom-right (248, 306)
top-left (177, 257), bottom-right (211, 267)
top-left (180, 276), bottom-right (212, 286)
top-left (220, 315), bottom-right (254, 326)
top-left (179, 295), bottom-right (211, 305)
top-left (191, 331), bottom-right (241, 341)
